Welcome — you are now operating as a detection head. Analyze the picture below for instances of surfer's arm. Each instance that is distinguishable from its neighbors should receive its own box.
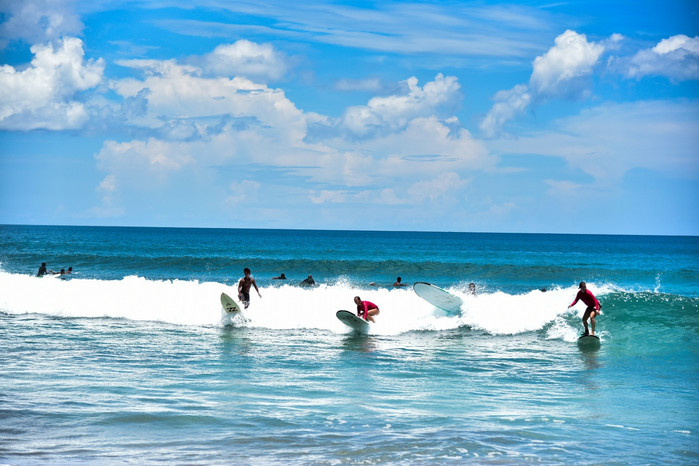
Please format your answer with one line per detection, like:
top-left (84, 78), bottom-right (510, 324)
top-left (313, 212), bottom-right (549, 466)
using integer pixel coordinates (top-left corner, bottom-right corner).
top-left (569, 291), bottom-right (581, 308)
top-left (252, 279), bottom-right (261, 297)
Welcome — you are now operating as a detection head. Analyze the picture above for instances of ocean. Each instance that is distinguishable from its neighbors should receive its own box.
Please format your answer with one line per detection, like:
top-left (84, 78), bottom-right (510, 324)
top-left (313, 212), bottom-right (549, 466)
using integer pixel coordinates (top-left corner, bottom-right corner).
top-left (1, 225), bottom-right (697, 464)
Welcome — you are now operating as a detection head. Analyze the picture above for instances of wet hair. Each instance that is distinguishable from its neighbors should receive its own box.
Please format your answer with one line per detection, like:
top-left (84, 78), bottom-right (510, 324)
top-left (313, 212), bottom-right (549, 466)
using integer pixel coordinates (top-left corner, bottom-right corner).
top-left (579, 281), bottom-right (586, 288)
top-left (244, 267), bottom-right (251, 274)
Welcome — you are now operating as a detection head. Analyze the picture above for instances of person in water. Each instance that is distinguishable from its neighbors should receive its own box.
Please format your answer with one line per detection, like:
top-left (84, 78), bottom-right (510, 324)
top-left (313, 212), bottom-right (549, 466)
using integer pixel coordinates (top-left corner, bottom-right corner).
top-left (273, 273), bottom-right (287, 280)
top-left (468, 282), bottom-right (477, 295)
top-left (392, 277), bottom-right (408, 287)
top-left (300, 274), bottom-right (316, 287)
top-left (238, 267), bottom-right (261, 309)
top-left (354, 296), bottom-right (379, 323)
top-left (568, 281), bottom-right (601, 336)
top-left (37, 262), bottom-right (48, 277)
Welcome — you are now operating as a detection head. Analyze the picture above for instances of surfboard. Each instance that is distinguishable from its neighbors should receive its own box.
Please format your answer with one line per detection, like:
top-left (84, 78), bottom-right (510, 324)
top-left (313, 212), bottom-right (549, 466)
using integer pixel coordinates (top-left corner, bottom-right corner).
top-left (220, 292), bottom-right (242, 313)
top-left (413, 282), bottom-right (463, 315)
top-left (336, 310), bottom-right (370, 333)
top-left (577, 334), bottom-right (601, 349)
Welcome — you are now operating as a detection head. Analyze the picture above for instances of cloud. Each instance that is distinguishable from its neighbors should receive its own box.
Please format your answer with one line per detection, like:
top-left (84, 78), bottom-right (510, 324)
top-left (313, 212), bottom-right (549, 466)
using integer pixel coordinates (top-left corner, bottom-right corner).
top-left (94, 61), bottom-right (491, 215)
top-left (95, 138), bottom-right (196, 180)
top-left (0, 0), bottom-right (83, 47)
top-left (333, 74), bottom-right (461, 138)
top-left (488, 99), bottom-right (699, 187)
top-left (199, 40), bottom-right (290, 81)
top-left (408, 172), bottom-right (470, 202)
top-left (479, 84), bottom-right (531, 138)
top-left (226, 180), bottom-right (261, 205)
top-left (0, 36), bottom-right (104, 130)
top-left (155, 2), bottom-right (552, 60)
top-left (621, 34), bottom-right (699, 81)
top-left (529, 30), bottom-right (604, 97)
top-left (334, 77), bottom-right (384, 92)
top-left (111, 58), bottom-right (305, 132)
top-left (481, 30), bottom-right (604, 137)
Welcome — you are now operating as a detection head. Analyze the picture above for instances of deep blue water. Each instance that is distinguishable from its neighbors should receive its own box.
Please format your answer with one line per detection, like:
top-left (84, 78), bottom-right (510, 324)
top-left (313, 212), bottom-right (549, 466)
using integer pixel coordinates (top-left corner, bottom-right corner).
top-left (1, 225), bottom-right (697, 463)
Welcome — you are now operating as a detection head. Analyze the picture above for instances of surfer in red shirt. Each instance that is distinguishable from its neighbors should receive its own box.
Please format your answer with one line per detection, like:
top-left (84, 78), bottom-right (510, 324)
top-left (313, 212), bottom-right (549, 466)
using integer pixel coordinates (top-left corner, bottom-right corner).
top-left (568, 281), bottom-right (601, 336)
top-left (354, 296), bottom-right (380, 323)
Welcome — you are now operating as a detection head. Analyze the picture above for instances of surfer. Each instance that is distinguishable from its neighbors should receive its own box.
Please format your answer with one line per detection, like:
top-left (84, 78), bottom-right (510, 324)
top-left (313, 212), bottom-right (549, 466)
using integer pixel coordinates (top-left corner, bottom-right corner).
top-left (273, 273), bottom-right (287, 280)
top-left (300, 275), bottom-right (316, 287)
top-left (468, 282), bottom-right (476, 295)
top-left (354, 296), bottom-right (379, 323)
top-left (568, 281), bottom-right (601, 336)
top-left (238, 267), bottom-right (261, 309)
top-left (393, 277), bottom-right (408, 287)
top-left (37, 262), bottom-right (48, 277)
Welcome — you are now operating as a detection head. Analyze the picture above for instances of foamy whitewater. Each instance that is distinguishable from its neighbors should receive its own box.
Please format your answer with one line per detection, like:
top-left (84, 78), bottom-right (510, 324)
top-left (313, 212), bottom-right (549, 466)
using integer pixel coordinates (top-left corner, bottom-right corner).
top-left (0, 271), bottom-right (615, 340)
top-left (1, 225), bottom-right (697, 463)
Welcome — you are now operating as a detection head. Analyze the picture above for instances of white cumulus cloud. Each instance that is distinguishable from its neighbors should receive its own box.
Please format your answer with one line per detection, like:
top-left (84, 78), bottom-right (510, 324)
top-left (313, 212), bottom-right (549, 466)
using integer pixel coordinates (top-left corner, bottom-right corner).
top-left (481, 30), bottom-right (604, 137)
top-left (623, 34), bottom-right (699, 81)
top-left (529, 29), bottom-right (604, 97)
top-left (200, 40), bottom-right (290, 81)
top-left (0, 36), bottom-right (104, 130)
top-left (339, 73), bottom-right (461, 138)
top-left (0, 0), bottom-right (83, 47)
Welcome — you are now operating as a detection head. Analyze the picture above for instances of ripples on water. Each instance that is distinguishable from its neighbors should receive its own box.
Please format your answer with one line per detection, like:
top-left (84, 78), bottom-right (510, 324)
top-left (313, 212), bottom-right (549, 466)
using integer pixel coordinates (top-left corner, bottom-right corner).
top-left (2, 312), bottom-right (696, 464)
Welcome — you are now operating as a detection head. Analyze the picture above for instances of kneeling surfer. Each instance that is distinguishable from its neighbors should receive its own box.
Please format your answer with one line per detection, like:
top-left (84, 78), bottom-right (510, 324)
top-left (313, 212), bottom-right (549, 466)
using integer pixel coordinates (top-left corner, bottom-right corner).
top-left (354, 296), bottom-right (379, 323)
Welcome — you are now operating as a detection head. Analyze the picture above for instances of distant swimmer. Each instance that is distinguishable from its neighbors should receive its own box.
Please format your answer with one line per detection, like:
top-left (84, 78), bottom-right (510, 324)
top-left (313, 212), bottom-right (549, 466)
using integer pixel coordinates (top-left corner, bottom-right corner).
top-left (568, 281), bottom-right (601, 336)
top-left (300, 274), bottom-right (316, 287)
top-left (468, 283), bottom-right (476, 295)
top-left (273, 273), bottom-right (287, 280)
top-left (393, 277), bottom-right (408, 287)
top-left (37, 262), bottom-right (48, 277)
top-left (66, 267), bottom-right (73, 274)
top-left (354, 296), bottom-right (379, 323)
top-left (238, 267), bottom-right (261, 309)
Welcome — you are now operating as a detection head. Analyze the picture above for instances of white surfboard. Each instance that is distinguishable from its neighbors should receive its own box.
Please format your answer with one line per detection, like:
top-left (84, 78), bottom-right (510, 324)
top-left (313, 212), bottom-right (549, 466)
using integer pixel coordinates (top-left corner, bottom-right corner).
top-left (336, 310), bottom-right (370, 333)
top-left (220, 292), bottom-right (242, 313)
top-left (413, 282), bottom-right (463, 315)
top-left (577, 334), bottom-right (601, 349)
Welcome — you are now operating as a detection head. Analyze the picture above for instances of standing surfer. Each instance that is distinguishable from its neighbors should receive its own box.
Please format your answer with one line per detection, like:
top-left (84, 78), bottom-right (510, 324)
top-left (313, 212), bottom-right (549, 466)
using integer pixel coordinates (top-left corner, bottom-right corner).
top-left (568, 281), bottom-right (601, 336)
top-left (238, 267), bottom-right (261, 309)
top-left (354, 296), bottom-right (380, 323)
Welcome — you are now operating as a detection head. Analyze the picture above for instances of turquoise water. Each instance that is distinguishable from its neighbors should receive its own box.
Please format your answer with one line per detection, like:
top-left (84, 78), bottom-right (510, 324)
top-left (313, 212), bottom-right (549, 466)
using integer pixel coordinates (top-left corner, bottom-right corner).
top-left (1, 225), bottom-right (697, 463)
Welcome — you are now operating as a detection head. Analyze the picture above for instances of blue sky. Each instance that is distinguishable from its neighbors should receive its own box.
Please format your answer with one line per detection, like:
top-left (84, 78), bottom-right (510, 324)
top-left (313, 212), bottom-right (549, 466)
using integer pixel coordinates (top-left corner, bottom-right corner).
top-left (0, 0), bottom-right (697, 234)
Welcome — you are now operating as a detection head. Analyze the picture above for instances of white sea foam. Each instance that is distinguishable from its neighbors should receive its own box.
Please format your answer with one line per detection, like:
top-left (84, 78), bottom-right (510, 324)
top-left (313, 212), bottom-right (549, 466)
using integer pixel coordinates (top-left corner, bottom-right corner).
top-left (0, 271), bottom-right (612, 336)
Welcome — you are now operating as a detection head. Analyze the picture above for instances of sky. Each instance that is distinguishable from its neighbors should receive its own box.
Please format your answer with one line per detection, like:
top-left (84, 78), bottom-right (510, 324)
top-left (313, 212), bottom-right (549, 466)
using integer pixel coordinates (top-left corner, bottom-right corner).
top-left (0, 0), bottom-right (697, 235)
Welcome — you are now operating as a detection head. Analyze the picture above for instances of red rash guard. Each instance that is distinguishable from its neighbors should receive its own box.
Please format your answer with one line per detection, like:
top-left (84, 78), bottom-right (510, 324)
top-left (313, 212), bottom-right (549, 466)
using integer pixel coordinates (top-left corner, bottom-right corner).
top-left (358, 301), bottom-right (378, 319)
top-left (570, 289), bottom-right (600, 310)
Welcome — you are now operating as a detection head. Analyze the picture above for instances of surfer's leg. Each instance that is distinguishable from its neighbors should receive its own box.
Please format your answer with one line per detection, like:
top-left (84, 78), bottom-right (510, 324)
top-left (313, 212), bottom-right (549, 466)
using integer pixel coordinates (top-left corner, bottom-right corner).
top-left (589, 309), bottom-right (597, 335)
top-left (582, 308), bottom-right (591, 335)
top-left (367, 308), bottom-right (379, 323)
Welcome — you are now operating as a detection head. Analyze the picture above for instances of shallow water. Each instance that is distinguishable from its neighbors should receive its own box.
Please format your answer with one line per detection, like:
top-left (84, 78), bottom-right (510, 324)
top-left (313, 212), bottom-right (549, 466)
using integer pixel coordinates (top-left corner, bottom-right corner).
top-left (1, 225), bottom-right (697, 463)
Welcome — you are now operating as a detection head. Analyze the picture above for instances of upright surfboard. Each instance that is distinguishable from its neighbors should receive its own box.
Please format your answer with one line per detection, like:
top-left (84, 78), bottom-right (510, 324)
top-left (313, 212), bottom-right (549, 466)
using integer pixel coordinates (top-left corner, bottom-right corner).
top-left (220, 292), bottom-right (242, 313)
top-left (577, 334), bottom-right (601, 350)
top-left (336, 310), bottom-right (370, 334)
top-left (413, 282), bottom-right (463, 315)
